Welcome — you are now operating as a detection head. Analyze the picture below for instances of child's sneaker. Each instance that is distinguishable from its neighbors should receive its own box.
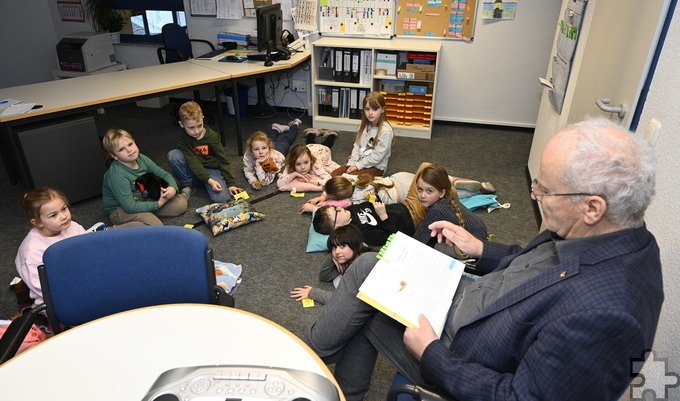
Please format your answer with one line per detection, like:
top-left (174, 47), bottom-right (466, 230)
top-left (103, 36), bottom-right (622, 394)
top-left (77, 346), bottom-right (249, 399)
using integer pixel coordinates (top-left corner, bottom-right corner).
top-left (322, 129), bottom-right (338, 137)
top-left (288, 118), bottom-right (302, 128)
top-left (271, 123), bottom-right (290, 133)
top-left (86, 222), bottom-right (109, 232)
top-left (181, 185), bottom-right (196, 200)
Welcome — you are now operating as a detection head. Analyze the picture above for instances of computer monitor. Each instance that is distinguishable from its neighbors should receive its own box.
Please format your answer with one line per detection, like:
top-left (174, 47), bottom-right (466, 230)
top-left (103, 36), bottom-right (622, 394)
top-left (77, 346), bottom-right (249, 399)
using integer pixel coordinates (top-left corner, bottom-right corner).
top-left (255, 3), bottom-right (290, 67)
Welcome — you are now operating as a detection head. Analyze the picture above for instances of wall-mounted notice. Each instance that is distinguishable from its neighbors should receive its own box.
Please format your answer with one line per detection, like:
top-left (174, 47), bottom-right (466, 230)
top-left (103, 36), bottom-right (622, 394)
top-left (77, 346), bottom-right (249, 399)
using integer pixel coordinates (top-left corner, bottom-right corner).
top-left (319, 0), bottom-right (397, 38)
top-left (395, 0), bottom-right (477, 40)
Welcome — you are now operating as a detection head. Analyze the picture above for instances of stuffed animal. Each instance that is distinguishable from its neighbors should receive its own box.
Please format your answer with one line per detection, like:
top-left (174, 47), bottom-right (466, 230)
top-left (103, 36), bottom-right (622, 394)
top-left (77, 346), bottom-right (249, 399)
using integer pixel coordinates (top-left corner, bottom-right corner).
top-left (134, 172), bottom-right (169, 200)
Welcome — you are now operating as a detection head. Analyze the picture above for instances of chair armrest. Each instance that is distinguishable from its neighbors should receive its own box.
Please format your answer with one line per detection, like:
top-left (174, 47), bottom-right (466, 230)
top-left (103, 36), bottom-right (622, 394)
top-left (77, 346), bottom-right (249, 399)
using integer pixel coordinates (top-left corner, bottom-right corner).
top-left (213, 285), bottom-right (235, 308)
top-left (190, 39), bottom-right (216, 52)
top-left (157, 47), bottom-right (187, 64)
top-left (387, 383), bottom-right (458, 401)
top-left (0, 304), bottom-right (47, 364)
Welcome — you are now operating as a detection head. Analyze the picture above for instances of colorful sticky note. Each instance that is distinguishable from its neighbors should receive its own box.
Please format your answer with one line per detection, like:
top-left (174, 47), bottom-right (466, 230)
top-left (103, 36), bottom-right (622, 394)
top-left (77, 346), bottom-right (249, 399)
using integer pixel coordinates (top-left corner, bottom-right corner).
top-left (183, 224), bottom-right (194, 229)
top-left (302, 298), bottom-right (315, 308)
top-left (234, 191), bottom-right (250, 200)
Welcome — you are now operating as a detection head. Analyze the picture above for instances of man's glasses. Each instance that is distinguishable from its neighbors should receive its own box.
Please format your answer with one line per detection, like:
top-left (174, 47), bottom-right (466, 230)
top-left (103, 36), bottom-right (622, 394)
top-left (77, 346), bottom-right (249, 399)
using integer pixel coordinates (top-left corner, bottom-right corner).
top-left (530, 178), bottom-right (595, 202)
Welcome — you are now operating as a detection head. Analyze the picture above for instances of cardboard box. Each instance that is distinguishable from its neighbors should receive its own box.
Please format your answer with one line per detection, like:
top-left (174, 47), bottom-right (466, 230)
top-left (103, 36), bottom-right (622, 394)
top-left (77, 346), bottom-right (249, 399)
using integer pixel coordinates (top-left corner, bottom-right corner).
top-left (397, 70), bottom-right (428, 80)
top-left (406, 63), bottom-right (435, 72)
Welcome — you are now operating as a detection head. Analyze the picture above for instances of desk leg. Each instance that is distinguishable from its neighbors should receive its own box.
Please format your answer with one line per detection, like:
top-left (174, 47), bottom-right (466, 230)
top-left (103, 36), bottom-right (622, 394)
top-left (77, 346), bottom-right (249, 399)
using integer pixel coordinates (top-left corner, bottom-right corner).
top-left (216, 85), bottom-right (225, 147)
top-left (249, 77), bottom-right (277, 120)
top-left (231, 80), bottom-right (244, 156)
top-left (0, 124), bottom-right (18, 185)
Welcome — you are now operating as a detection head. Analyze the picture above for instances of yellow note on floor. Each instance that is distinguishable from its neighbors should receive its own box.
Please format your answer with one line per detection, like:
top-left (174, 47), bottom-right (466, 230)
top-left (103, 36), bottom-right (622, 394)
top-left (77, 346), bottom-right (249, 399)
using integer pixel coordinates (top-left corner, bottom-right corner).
top-left (183, 224), bottom-right (194, 229)
top-left (234, 191), bottom-right (250, 200)
top-left (291, 189), bottom-right (305, 198)
top-left (302, 298), bottom-right (315, 308)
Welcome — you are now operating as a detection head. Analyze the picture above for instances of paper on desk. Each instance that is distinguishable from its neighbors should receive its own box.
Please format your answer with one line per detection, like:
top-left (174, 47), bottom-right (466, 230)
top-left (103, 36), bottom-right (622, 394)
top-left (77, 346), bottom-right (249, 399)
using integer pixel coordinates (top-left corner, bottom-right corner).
top-left (1, 103), bottom-right (37, 117)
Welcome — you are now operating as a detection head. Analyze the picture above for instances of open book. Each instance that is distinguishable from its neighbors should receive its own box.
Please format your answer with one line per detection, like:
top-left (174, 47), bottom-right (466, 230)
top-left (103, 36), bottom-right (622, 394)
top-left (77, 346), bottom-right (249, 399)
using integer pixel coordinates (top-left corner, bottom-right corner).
top-left (357, 232), bottom-right (465, 336)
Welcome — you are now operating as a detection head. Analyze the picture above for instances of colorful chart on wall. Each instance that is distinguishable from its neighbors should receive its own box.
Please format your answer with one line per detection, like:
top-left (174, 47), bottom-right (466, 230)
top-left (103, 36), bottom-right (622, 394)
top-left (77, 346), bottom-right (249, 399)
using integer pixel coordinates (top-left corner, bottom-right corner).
top-left (318, 0), bottom-right (397, 38)
top-left (395, 0), bottom-right (477, 40)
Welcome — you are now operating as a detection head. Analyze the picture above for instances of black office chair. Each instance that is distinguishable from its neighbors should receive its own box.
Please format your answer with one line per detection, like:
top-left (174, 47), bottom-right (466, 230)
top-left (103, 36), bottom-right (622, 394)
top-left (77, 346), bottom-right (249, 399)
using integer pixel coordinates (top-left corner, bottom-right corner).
top-left (387, 372), bottom-right (456, 401)
top-left (157, 23), bottom-right (216, 124)
top-left (157, 23), bottom-right (215, 64)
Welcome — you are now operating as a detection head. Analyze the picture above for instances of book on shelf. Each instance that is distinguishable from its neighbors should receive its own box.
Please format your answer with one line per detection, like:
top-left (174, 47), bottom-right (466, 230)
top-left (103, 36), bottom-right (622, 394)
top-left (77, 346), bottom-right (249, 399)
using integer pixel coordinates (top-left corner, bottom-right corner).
top-left (357, 232), bottom-right (466, 336)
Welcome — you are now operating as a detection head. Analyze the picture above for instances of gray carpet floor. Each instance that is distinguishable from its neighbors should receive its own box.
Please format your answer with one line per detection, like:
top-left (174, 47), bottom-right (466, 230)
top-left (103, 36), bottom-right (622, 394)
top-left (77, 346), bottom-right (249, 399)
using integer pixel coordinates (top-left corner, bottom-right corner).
top-left (0, 102), bottom-right (538, 400)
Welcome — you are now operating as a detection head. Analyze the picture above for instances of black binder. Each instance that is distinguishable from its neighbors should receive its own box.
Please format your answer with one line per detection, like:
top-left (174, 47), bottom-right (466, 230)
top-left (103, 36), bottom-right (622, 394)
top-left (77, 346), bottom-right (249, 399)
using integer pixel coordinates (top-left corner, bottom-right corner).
top-left (351, 50), bottom-right (360, 83)
top-left (342, 49), bottom-right (352, 82)
top-left (334, 49), bottom-right (344, 81)
top-left (331, 87), bottom-right (340, 117)
top-left (349, 88), bottom-right (359, 119)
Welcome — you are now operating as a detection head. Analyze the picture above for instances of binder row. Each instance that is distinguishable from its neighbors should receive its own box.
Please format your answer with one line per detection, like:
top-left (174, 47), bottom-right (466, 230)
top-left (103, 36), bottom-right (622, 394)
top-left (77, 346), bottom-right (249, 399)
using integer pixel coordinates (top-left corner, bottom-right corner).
top-left (319, 48), bottom-right (373, 85)
top-left (317, 86), bottom-right (368, 119)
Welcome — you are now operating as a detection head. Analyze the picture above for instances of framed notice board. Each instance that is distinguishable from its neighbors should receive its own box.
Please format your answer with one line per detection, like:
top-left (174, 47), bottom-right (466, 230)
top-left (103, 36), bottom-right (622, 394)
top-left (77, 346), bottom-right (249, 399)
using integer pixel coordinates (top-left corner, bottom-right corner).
top-left (395, 0), bottom-right (477, 40)
top-left (318, 0), bottom-right (398, 38)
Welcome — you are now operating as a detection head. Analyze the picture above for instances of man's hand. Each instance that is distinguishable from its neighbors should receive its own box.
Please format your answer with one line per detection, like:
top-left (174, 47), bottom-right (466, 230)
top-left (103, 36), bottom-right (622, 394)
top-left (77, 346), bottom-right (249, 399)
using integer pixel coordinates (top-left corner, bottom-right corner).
top-left (404, 315), bottom-right (438, 361)
top-left (429, 221), bottom-right (484, 258)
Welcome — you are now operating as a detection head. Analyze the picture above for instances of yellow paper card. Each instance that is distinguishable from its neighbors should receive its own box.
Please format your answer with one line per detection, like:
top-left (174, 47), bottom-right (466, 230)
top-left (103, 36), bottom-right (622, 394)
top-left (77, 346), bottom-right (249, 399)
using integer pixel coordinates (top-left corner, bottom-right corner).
top-left (302, 298), bottom-right (315, 308)
top-left (234, 191), bottom-right (250, 200)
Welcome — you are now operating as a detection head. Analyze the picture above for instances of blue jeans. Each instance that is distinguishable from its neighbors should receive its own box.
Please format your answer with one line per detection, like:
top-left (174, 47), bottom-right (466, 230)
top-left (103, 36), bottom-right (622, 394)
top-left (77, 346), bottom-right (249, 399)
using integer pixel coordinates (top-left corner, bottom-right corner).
top-left (167, 149), bottom-right (231, 203)
top-left (269, 124), bottom-right (299, 156)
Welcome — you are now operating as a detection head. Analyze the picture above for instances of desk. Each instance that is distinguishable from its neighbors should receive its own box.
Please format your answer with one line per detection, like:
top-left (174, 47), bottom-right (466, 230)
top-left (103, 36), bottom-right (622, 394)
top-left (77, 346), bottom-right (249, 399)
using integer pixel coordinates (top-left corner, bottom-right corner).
top-left (192, 48), bottom-right (311, 155)
top-left (0, 49), bottom-right (310, 189)
top-left (0, 304), bottom-right (343, 401)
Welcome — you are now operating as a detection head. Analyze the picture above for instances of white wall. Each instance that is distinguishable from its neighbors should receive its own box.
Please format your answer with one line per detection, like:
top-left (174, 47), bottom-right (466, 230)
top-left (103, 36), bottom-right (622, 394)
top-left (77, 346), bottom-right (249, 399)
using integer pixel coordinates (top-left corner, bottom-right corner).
top-left (0, 0), bottom-right (561, 125)
top-left (434, 0), bottom-right (562, 127)
top-left (624, 8), bottom-right (680, 401)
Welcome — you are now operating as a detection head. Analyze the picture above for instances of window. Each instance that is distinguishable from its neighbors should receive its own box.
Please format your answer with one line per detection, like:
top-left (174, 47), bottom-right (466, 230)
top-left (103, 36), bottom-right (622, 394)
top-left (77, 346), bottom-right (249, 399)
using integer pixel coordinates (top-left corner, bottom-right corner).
top-left (111, 0), bottom-right (185, 44)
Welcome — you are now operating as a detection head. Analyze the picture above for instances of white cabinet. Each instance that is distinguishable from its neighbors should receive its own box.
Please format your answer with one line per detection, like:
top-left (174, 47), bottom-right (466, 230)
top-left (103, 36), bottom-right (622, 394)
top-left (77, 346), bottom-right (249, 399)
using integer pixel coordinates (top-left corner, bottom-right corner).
top-left (311, 37), bottom-right (441, 139)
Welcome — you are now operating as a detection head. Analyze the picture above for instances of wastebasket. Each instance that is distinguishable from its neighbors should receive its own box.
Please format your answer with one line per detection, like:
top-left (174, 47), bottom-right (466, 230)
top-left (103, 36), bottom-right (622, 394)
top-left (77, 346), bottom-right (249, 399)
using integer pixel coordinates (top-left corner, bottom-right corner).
top-left (224, 85), bottom-right (249, 117)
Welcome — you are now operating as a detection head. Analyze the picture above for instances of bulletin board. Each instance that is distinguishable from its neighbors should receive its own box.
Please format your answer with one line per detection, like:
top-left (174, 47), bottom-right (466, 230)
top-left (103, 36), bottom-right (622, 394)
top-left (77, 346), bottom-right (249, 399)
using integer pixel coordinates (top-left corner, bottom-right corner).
top-left (318, 0), bottom-right (398, 38)
top-left (396, 0), bottom-right (477, 40)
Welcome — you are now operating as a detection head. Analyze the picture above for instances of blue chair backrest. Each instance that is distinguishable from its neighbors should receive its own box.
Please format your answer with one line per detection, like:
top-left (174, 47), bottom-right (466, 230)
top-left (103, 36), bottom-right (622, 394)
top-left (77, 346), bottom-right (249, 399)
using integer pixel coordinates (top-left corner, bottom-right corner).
top-left (162, 23), bottom-right (193, 63)
top-left (40, 226), bottom-right (216, 329)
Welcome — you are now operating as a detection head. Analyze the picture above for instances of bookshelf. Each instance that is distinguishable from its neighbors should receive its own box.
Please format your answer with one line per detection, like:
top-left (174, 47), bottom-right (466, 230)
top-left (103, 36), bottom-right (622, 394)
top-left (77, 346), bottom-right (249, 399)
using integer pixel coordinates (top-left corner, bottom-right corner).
top-left (311, 37), bottom-right (441, 139)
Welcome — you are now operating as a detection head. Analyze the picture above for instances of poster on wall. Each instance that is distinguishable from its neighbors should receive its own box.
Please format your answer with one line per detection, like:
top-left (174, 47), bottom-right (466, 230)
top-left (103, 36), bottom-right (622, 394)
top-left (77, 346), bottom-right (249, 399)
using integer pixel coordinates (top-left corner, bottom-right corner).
top-left (57, 1), bottom-right (85, 22)
top-left (395, 0), bottom-right (477, 40)
top-left (481, 0), bottom-right (517, 20)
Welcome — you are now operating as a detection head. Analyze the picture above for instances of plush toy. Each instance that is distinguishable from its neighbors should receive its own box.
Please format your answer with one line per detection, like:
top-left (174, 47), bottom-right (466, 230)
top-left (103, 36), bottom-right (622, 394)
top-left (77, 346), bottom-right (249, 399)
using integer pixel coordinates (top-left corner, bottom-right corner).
top-left (134, 172), bottom-right (169, 200)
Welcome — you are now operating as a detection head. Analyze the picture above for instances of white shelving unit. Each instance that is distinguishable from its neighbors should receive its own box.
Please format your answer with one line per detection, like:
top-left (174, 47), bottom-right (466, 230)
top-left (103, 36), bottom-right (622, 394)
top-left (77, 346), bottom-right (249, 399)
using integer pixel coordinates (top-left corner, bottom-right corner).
top-left (311, 37), bottom-right (441, 139)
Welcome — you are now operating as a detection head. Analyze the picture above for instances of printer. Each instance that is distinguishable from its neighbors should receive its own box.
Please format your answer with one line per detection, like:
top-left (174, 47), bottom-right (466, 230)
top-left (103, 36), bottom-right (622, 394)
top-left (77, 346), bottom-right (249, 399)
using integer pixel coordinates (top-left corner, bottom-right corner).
top-left (57, 32), bottom-right (117, 72)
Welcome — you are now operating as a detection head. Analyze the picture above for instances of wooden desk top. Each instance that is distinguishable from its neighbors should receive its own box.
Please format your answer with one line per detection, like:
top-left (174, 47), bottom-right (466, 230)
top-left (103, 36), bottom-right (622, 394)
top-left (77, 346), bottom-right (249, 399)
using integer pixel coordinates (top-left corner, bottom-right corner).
top-left (0, 62), bottom-right (230, 123)
top-left (191, 48), bottom-right (311, 79)
top-left (0, 304), bottom-right (343, 401)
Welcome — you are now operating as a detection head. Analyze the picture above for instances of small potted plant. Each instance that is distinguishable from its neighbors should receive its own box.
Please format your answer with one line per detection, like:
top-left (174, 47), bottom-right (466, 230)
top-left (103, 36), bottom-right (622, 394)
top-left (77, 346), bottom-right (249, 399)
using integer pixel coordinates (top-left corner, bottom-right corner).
top-left (83, 0), bottom-right (125, 42)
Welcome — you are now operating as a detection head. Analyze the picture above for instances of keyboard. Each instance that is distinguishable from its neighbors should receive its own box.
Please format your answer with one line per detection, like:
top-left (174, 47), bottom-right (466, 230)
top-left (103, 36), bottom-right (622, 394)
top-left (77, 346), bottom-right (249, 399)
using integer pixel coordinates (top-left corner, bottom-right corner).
top-left (195, 48), bottom-right (228, 61)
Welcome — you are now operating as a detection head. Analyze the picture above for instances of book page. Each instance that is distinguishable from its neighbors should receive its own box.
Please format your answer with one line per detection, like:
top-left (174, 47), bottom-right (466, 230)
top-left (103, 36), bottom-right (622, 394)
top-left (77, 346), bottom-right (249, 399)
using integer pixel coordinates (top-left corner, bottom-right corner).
top-left (357, 232), bottom-right (464, 336)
